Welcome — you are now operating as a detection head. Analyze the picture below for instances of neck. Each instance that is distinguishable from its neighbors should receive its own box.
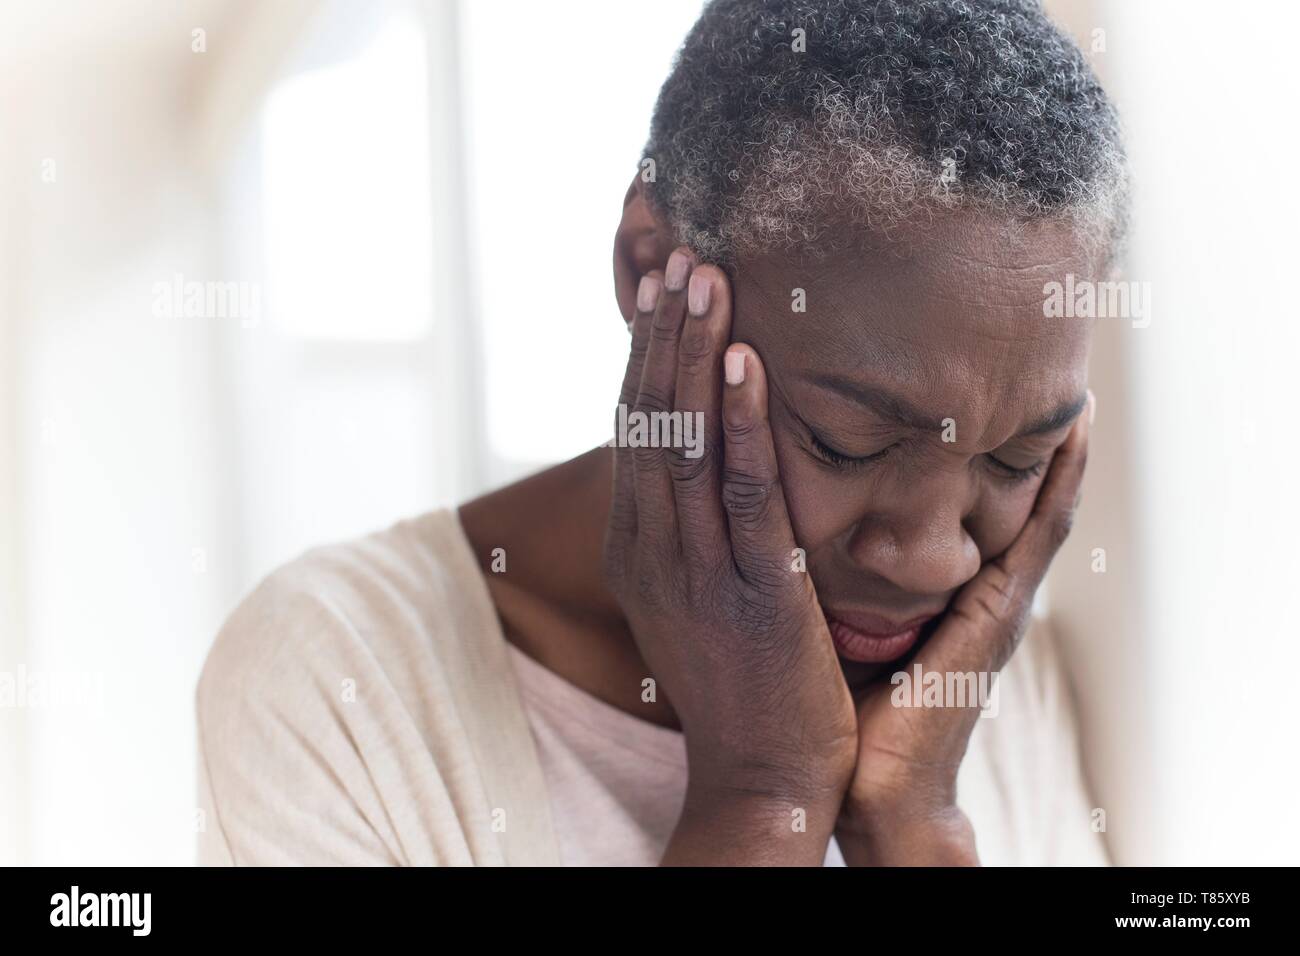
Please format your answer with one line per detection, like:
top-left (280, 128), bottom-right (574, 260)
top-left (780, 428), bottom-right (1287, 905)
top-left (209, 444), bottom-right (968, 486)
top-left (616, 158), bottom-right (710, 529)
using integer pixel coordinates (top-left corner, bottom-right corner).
top-left (458, 446), bottom-right (680, 729)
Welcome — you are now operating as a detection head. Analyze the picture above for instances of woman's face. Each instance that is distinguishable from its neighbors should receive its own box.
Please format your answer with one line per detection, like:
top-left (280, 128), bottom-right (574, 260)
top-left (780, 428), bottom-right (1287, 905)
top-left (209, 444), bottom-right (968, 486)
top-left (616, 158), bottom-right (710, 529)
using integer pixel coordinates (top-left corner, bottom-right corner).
top-left (730, 214), bottom-right (1096, 679)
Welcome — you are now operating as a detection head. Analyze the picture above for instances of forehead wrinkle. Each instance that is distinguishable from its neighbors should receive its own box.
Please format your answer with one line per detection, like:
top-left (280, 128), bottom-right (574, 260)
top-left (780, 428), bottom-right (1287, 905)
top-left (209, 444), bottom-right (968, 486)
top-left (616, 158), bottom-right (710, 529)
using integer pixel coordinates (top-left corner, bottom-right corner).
top-left (939, 237), bottom-right (1089, 276)
top-left (907, 237), bottom-right (1095, 312)
top-left (897, 291), bottom-right (1075, 345)
top-left (909, 265), bottom-right (1069, 316)
top-left (904, 212), bottom-right (1098, 274)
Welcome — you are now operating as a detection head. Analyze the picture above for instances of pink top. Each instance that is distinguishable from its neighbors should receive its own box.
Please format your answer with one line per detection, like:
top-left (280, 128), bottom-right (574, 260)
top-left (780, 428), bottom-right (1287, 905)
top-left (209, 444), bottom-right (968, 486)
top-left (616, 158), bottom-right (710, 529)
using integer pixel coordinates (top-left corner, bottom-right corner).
top-left (507, 643), bottom-right (846, 866)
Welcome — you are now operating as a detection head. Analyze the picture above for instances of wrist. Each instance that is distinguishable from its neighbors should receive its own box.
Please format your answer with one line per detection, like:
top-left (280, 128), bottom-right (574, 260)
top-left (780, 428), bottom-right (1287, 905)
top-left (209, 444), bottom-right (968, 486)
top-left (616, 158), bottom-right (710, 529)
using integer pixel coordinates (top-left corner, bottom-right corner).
top-left (663, 782), bottom-right (839, 866)
top-left (836, 806), bottom-right (979, 866)
top-left (682, 734), bottom-right (856, 809)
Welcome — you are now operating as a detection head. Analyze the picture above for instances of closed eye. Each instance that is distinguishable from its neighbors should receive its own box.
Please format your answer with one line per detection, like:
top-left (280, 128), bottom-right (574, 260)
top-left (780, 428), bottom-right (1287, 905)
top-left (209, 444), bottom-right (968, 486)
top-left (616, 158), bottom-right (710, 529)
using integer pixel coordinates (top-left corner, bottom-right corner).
top-left (985, 454), bottom-right (1047, 482)
top-left (810, 432), bottom-right (896, 471)
top-left (806, 420), bottom-right (1046, 482)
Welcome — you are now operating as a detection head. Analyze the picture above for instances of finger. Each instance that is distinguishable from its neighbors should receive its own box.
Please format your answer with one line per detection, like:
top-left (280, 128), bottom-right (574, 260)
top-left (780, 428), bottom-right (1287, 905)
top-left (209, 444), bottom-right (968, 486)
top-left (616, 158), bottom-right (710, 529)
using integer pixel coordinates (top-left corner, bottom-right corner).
top-left (670, 264), bottom-right (732, 563)
top-left (609, 271), bottom-right (662, 538)
top-left (999, 388), bottom-right (1092, 580)
top-left (923, 390), bottom-right (1093, 678)
top-left (632, 247), bottom-right (696, 547)
top-left (720, 344), bottom-right (799, 590)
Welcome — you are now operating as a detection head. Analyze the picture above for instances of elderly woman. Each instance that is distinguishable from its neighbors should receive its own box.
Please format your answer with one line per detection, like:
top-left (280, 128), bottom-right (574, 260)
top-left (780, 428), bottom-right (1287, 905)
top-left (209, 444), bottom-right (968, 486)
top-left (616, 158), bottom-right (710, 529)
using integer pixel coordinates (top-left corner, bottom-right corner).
top-left (198, 0), bottom-right (1126, 866)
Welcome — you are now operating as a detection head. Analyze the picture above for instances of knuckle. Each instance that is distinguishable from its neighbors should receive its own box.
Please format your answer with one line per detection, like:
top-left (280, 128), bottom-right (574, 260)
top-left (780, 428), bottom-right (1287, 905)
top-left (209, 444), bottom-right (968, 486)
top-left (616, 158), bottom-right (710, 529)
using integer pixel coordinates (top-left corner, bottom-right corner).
top-left (987, 562), bottom-right (1034, 621)
top-left (634, 385), bottom-right (672, 416)
top-left (676, 326), bottom-right (716, 370)
top-left (666, 440), bottom-right (712, 487)
top-left (723, 400), bottom-right (757, 434)
top-left (1047, 506), bottom-right (1077, 549)
top-left (650, 305), bottom-right (684, 338)
top-left (627, 338), bottom-right (649, 365)
top-left (744, 564), bottom-right (794, 599)
top-left (631, 442), bottom-right (662, 471)
top-left (953, 594), bottom-right (1029, 671)
top-left (726, 586), bottom-right (780, 638)
top-left (729, 593), bottom-right (807, 669)
top-left (721, 468), bottom-right (776, 524)
top-left (733, 540), bottom-right (798, 595)
top-left (983, 561), bottom-right (1016, 603)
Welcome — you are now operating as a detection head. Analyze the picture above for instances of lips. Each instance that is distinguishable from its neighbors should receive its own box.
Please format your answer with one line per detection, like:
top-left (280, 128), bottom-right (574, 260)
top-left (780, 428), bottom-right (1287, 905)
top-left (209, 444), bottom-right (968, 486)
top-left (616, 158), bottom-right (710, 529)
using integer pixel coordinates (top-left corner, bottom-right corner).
top-left (823, 610), bottom-right (938, 664)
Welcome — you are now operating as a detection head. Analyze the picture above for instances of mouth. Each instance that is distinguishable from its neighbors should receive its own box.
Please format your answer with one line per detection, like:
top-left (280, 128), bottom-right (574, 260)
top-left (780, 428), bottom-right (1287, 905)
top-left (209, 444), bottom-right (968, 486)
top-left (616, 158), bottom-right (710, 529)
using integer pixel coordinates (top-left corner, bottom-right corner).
top-left (823, 609), bottom-right (938, 664)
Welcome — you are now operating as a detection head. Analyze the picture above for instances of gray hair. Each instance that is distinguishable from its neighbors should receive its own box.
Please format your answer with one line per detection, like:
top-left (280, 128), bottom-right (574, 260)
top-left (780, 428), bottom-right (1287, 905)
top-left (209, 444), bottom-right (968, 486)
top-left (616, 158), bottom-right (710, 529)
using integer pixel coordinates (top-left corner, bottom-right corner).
top-left (643, 0), bottom-right (1129, 270)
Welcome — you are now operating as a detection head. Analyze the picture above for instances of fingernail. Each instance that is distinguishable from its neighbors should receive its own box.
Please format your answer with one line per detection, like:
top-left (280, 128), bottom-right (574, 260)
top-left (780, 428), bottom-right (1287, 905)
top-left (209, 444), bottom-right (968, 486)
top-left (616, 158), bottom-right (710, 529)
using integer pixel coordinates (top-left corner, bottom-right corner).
top-left (687, 272), bottom-right (711, 316)
top-left (724, 349), bottom-right (746, 385)
top-left (1086, 388), bottom-right (1096, 424)
top-left (665, 250), bottom-right (691, 291)
top-left (636, 275), bottom-right (662, 313)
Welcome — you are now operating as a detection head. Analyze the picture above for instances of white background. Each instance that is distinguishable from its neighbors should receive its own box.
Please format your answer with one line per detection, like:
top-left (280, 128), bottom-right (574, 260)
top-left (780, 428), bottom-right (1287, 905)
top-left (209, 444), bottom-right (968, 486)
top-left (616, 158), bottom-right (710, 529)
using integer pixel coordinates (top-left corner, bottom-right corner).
top-left (1, 0), bottom-right (1296, 865)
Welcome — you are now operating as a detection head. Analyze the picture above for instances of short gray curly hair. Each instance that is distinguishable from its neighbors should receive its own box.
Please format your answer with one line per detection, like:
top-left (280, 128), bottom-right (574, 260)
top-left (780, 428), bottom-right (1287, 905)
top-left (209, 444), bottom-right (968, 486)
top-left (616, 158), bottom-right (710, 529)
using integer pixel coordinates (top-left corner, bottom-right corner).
top-left (643, 0), bottom-right (1129, 269)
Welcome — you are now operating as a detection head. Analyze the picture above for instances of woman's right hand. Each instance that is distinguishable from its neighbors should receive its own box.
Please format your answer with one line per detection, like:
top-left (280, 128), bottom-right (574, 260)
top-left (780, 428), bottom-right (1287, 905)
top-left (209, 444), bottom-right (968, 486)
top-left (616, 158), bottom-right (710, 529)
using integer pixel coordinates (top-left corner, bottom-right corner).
top-left (603, 247), bottom-right (858, 865)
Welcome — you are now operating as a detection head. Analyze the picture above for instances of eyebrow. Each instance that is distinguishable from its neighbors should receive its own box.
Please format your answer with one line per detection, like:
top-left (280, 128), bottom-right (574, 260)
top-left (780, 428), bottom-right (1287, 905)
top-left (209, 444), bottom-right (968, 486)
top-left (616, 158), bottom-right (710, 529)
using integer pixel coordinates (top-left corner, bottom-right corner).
top-left (806, 373), bottom-right (1087, 439)
top-left (1021, 394), bottom-right (1088, 436)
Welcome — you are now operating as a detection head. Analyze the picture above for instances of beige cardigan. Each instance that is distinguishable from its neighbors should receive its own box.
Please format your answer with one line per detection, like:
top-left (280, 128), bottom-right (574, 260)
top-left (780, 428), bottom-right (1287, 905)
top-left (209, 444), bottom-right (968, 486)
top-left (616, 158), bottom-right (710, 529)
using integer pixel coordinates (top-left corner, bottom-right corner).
top-left (197, 510), bottom-right (560, 865)
top-left (196, 509), bottom-right (1107, 866)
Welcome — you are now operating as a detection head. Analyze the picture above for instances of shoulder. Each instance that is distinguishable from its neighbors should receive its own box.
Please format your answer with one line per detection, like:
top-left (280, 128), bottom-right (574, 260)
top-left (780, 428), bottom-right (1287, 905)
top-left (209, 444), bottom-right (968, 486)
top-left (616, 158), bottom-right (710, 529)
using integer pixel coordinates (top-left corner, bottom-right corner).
top-left (198, 509), bottom-right (480, 713)
top-left (194, 509), bottom-right (497, 865)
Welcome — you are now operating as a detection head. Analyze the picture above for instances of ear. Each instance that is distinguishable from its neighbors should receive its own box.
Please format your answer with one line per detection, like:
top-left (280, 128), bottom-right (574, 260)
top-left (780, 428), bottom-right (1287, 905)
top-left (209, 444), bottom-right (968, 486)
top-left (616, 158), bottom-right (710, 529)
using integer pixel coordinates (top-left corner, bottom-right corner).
top-left (612, 175), bottom-right (676, 325)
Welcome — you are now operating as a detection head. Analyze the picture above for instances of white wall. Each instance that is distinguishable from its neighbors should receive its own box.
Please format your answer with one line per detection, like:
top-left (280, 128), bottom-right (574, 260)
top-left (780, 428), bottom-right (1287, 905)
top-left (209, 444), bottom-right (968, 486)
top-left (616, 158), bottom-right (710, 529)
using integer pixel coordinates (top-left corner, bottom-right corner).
top-left (1047, 0), bottom-right (1300, 865)
top-left (459, 0), bottom-right (706, 485)
top-left (3, 62), bottom-right (229, 864)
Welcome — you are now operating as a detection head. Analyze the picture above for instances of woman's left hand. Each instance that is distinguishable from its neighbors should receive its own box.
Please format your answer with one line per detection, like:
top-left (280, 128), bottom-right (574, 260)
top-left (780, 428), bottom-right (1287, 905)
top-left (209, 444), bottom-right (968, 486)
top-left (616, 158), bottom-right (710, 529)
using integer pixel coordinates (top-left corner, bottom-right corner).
top-left (835, 392), bottom-right (1092, 865)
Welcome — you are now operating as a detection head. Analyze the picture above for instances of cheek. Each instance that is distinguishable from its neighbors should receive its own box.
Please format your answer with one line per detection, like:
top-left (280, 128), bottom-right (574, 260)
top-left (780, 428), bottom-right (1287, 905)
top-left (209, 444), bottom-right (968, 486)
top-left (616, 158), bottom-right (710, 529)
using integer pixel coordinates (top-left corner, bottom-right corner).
top-left (967, 483), bottom-right (1041, 558)
top-left (769, 417), bottom-right (861, 550)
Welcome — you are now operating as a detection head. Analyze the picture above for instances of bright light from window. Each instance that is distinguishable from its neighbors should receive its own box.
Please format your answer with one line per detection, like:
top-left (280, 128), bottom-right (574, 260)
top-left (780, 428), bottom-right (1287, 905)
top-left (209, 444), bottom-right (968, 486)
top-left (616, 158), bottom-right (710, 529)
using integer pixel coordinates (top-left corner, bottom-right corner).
top-left (261, 11), bottom-right (433, 341)
top-left (459, 0), bottom-right (705, 469)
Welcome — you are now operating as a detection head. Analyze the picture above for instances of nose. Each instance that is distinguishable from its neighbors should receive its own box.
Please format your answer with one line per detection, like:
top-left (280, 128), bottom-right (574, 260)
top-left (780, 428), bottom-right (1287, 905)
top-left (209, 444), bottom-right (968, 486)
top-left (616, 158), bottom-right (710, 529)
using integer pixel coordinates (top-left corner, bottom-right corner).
top-left (844, 494), bottom-right (981, 599)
